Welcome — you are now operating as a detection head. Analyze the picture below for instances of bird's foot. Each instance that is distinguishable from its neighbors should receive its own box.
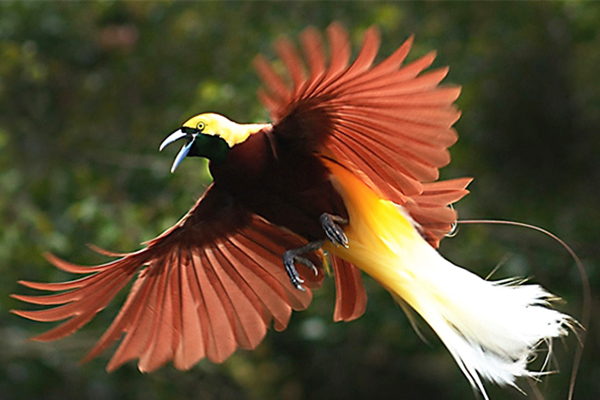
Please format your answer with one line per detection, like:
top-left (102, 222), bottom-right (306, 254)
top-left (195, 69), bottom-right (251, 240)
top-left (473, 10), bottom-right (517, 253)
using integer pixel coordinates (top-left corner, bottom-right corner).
top-left (320, 213), bottom-right (349, 248)
top-left (283, 240), bottom-right (324, 291)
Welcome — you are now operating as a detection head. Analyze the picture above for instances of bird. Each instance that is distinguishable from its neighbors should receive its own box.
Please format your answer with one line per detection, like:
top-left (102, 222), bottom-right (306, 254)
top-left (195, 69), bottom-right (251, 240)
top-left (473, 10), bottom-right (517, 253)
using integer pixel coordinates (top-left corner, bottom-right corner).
top-left (12, 23), bottom-right (573, 398)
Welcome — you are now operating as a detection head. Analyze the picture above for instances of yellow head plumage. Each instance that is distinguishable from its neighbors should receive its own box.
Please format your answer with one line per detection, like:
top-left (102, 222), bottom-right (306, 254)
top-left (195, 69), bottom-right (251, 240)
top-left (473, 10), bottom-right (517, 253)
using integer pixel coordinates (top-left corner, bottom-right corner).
top-left (182, 113), bottom-right (268, 148)
top-left (160, 113), bottom-right (270, 172)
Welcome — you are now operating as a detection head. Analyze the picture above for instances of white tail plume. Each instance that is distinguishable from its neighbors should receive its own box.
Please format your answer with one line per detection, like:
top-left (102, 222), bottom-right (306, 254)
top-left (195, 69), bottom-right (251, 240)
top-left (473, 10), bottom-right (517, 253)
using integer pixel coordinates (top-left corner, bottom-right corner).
top-left (324, 160), bottom-right (576, 399)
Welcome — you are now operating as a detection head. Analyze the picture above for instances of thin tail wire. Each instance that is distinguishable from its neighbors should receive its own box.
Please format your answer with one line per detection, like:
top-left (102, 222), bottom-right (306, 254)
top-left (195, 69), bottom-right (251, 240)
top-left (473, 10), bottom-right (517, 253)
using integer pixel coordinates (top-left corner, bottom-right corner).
top-left (456, 219), bottom-right (589, 400)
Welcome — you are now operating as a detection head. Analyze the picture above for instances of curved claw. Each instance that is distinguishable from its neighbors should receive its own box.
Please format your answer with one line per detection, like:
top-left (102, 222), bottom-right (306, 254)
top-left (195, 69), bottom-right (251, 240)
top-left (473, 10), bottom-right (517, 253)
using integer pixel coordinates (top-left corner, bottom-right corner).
top-left (283, 252), bottom-right (306, 292)
top-left (282, 240), bottom-right (324, 291)
top-left (295, 256), bottom-right (319, 276)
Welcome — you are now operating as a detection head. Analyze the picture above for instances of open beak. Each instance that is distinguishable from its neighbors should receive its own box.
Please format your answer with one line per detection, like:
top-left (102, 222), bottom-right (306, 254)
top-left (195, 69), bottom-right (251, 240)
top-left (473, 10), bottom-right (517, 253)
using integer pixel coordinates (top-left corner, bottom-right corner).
top-left (159, 129), bottom-right (197, 173)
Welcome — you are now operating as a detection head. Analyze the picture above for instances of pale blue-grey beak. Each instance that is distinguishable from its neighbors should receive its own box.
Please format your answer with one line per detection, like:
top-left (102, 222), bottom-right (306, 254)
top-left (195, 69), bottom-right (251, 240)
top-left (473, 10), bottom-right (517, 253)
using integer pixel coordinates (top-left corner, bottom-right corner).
top-left (159, 129), bottom-right (197, 173)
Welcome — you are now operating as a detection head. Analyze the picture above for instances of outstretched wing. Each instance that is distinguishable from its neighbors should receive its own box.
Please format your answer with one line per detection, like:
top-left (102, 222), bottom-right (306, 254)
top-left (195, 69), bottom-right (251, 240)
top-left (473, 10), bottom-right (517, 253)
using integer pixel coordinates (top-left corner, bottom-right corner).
top-left (254, 22), bottom-right (464, 212)
top-left (12, 184), bottom-right (324, 372)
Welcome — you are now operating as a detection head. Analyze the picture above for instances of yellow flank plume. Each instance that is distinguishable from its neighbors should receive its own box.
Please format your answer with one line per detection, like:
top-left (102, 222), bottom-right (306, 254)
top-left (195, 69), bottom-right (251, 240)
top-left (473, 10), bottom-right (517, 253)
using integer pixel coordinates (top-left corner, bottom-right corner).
top-left (323, 159), bottom-right (440, 335)
top-left (183, 113), bottom-right (270, 148)
top-left (322, 158), bottom-right (573, 399)
top-left (322, 158), bottom-right (422, 282)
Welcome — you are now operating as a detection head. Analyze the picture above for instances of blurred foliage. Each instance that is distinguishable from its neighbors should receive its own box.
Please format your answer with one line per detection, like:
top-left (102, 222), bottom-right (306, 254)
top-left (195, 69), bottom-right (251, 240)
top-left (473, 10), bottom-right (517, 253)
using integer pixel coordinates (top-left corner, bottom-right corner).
top-left (1, 2), bottom-right (599, 400)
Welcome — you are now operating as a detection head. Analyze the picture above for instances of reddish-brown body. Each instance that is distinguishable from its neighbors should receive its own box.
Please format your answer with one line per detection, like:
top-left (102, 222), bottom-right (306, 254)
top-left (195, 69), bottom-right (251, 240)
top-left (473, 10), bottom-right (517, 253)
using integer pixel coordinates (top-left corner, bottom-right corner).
top-left (210, 127), bottom-right (348, 241)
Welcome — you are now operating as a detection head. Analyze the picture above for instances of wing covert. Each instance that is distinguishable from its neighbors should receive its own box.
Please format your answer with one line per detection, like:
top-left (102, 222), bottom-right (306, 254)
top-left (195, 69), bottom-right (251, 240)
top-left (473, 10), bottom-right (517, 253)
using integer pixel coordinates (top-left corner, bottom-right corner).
top-left (12, 184), bottom-right (324, 372)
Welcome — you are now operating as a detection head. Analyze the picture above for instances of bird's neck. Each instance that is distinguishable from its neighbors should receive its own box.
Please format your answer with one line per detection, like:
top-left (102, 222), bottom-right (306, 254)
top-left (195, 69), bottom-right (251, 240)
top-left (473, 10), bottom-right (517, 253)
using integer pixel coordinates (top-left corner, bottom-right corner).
top-left (209, 126), bottom-right (275, 186)
top-left (218, 121), bottom-right (271, 148)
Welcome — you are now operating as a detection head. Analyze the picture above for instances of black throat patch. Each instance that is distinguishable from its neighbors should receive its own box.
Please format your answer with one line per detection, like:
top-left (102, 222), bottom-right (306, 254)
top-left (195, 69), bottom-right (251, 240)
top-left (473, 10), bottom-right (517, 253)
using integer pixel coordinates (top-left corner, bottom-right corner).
top-left (189, 134), bottom-right (229, 163)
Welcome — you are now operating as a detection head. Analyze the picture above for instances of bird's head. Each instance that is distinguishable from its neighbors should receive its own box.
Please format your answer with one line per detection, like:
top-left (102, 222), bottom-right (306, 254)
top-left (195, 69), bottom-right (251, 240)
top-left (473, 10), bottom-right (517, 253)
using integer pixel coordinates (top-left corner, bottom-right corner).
top-left (160, 113), bottom-right (267, 173)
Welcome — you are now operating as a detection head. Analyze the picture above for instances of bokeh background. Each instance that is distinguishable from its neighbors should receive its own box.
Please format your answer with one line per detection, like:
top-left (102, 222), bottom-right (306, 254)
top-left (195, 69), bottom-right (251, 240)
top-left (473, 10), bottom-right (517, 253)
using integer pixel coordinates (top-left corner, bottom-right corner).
top-left (1, 2), bottom-right (599, 399)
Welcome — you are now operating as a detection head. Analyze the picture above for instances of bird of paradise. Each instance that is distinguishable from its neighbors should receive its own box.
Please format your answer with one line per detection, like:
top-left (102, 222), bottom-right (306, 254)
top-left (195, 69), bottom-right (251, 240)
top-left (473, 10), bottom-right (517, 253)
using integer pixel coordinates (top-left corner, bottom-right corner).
top-left (12, 23), bottom-right (574, 399)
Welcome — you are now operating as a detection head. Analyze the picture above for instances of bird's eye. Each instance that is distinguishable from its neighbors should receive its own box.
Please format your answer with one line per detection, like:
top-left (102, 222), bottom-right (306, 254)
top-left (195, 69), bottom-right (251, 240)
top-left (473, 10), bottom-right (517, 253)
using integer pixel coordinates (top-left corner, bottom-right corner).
top-left (197, 122), bottom-right (206, 131)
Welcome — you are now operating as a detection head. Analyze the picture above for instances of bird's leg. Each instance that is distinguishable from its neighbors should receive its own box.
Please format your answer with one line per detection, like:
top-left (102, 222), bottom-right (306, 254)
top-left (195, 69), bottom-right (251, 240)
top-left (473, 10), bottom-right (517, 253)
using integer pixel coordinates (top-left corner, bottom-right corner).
top-left (320, 213), bottom-right (349, 248)
top-left (283, 214), bottom-right (348, 291)
top-left (283, 240), bottom-right (324, 291)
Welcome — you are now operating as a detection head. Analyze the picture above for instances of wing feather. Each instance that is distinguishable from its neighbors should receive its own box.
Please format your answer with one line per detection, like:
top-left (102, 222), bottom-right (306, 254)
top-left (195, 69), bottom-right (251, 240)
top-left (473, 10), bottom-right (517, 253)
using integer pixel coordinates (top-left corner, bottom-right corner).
top-left (226, 237), bottom-right (294, 331)
top-left (328, 137), bottom-right (408, 202)
top-left (231, 229), bottom-right (314, 311)
top-left (335, 27), bottom-right (380, 83)
top-left (319, 23), bottom-right (351, 91)
top-left (331, 255), bottom-right (367, 322)
top-left (82, 270), bottom-right (152, 369)
top-left (334, 120), bottom-right (444, 181)
top-left (299, 27), bottom-right (326, 100)
top-left (254, 56), bottom-right (288, 103)
top-left (173, 249), bottom-right (205, 370)
top-left (192, 249), bottom-right (237, 363)
top-left (275, 38), bottom-right (305, 96)
top-left (404, 177), bottom-right (473, 247)
top-left (331, 128), bottom-right (423, 195)
top-left (139, 254), bottom-right (174, 372)
top-left (207, 246), bottom-right (266, 350)
top-left (214, 245), bottom-right (271, 331)
top-left (107, 266), bottom-right (161, 371)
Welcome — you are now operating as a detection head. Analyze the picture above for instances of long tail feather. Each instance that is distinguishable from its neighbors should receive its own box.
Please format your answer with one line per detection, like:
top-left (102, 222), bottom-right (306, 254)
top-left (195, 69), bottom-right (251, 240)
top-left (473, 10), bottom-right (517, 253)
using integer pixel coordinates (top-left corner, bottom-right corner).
top-left (457, 219), bottom-right (589, 400)
top-left (323, 159), bottom-right (575, 399)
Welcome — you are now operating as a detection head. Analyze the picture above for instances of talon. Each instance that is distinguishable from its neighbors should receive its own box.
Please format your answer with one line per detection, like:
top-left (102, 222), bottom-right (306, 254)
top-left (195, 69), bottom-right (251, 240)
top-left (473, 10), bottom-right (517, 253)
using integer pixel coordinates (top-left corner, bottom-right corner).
top-left (295, 256), bottom-right (319, 276)
top-left (283, 251), bottom-right (305, 291)
top-left (282, 240), bottom-right (324, 291)
top-left (320, 213), bottom-right (349, 248)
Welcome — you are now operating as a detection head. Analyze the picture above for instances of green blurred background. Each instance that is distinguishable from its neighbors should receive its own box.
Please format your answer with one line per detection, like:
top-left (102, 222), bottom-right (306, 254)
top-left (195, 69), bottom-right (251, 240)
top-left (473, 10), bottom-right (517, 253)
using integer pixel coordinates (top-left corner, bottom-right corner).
top-left (1, 2), bottom-right (598, 399)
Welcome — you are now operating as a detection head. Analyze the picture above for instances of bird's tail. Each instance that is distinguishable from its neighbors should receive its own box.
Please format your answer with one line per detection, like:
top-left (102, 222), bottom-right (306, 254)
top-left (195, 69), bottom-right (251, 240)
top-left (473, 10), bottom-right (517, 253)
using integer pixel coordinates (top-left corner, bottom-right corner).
top-left (323, 159), bottom-right (574, 398)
